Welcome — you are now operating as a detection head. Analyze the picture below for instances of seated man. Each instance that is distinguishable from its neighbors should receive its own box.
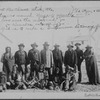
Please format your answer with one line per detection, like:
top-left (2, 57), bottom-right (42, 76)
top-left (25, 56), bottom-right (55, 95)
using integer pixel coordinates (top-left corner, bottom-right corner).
top-left (6, 65), bottom-right (18, 89)
top-left (53, 67), bottom-right (61, 90)
top-left (38, 65), bottom-right (49, 89)
top-left (15, 72), bottom-right (27, 90)
top-left (7, 64), bottom-right (28, 90)
top-left (60, 65), bottom-right (77, 91)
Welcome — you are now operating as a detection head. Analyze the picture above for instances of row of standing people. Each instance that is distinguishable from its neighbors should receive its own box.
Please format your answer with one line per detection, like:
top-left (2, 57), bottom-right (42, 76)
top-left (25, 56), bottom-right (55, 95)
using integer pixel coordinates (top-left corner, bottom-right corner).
top-left (1, 42), bottom-right (100, 91)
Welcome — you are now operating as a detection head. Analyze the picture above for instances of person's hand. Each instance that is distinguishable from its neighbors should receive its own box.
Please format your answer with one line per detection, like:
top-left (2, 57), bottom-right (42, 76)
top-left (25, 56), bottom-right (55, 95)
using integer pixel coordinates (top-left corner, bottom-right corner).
top-left (27, 64), bottom-right (30, 68)
top-left (11, 80), bottom-right (14, 85)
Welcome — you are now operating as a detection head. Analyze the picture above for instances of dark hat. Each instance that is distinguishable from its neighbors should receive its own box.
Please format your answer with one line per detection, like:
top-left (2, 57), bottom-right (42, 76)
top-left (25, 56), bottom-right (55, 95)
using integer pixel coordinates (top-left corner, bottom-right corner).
top-left (54, 44), bottom-right (60, 47)
top-left (75, 43), bottom-right (81, 46)
top-left (43, 42), bottom-right (49, 46)
top-left (67, 44), bottom-right (73, 48)
top-left (31, 42), bottom-right (38, 47)
top-left (18, 43), bottom-right (25, 47)
top-left (85, 45), bottom-right (92, 49)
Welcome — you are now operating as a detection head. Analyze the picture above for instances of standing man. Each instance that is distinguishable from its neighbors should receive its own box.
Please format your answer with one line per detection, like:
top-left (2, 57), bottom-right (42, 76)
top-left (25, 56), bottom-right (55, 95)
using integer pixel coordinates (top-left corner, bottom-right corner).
top-left (75, 43), bottom-right (84, 83)
top-left (64, 44), bottom-right (77, 69)
top-left (28, 42), bottom-right (41, 79)
top-left (84, 45), bottom-right (100, 85)
top-left (14, 43), bottom-right (28, 81)
top-left (52, 44), bottom-right (63, 85)
top-left (41, 42), bottom-right (54, 82)
top-left (64, 44), bottom-right (77, 91)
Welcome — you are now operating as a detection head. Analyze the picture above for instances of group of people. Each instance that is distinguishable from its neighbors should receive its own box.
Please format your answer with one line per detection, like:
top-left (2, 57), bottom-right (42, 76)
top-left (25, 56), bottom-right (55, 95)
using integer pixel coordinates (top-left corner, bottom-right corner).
top-left (0, 41), bottom-right (100, 92)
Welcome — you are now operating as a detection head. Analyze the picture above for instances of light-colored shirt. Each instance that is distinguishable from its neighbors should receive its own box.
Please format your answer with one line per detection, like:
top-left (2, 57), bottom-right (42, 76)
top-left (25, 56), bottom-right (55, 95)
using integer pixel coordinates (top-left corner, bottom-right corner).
top-left (41, 49), bottom-right (54, 68)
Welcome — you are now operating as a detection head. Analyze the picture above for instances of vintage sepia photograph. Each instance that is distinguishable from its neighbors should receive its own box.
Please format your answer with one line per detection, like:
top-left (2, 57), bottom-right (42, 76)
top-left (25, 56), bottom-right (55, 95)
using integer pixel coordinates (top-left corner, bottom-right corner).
top-left (0, 1), bottom-right (100, 99)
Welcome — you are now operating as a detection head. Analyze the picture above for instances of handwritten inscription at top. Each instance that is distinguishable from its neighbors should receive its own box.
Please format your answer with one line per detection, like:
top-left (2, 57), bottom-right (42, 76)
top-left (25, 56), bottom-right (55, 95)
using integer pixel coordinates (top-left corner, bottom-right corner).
top-left (0, 6), bottom-right (100, 31)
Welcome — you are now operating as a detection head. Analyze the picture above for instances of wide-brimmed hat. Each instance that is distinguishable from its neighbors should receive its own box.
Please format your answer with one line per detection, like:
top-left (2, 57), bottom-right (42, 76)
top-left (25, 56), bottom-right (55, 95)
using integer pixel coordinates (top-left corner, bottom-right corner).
top-left (18, 43), bottom-right (25, 47)
top-left (67, 44), bottom-right (73, 48)
top-left (85, 45), bottom-right (92, 49)
top-left (75, 43), bottom-right (81, 46)
top-left (54, 44), bottom-right (60, 47)
top-left (31, 42), bottom-right (38, 47)
top-left (43, 42), bottom-right (49, 46)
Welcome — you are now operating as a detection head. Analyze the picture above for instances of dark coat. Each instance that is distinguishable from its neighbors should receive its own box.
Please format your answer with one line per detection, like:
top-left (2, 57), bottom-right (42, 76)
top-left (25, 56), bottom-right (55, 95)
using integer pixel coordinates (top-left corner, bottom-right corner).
top-left (28, 49), bottom-right (41, 65)
top-left (52, 49), bottom-right (63, 65)
top-left (75, 49), bottom-right (84, 65)
top-left (14, 50), bottom-right (28, 65)
top-left (64, 50), bottom-right (77, 68)
top-left (84, 50), bottom-right (100, 84)
top-left (52, 49), bottom-right (63, 75)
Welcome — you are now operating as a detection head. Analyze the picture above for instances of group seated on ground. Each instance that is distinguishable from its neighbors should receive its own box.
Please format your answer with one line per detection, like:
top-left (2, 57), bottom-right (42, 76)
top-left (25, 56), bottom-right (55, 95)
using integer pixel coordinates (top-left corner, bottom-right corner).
top-left (0, 64), bottom-right (77, 92)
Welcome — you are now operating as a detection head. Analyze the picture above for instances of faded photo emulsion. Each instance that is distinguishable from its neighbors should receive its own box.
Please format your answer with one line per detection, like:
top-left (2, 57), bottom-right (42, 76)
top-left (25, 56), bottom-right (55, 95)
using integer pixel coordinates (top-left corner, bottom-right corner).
top-left (0, 1), bottom-right (100, 99)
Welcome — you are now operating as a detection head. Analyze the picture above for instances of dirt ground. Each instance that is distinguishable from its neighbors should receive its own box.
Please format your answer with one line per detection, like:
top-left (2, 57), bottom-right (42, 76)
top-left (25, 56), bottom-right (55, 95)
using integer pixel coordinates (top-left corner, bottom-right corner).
top-left (0, 62), bottom-right (100, 99)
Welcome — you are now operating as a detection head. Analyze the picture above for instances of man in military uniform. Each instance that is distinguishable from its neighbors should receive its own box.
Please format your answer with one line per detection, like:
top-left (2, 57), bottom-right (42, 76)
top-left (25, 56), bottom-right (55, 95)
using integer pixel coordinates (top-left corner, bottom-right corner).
top-left (28, 42), bottom-right (41, 79)
top-left (52, 44), bottom-right (63, 85)
top-left (75, 43), bottom-right (83, 83)
top-left (14, 43), bottom-right (28, 81)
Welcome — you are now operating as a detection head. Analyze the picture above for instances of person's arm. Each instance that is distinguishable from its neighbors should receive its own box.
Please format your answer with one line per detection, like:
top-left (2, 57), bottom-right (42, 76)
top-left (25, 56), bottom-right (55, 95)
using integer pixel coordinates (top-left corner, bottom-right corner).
top-left (64, 51), bottom-right (67, 66)
top-left (25, 51), bottom-right (29, 65)
top-left (51, 51), bottom-right (54, 68)
top-left (38, 51), bottom-right (41, 65)
top-left (74, 51), bottom-right (77, 65)
top-left (50, 51), bottom-right (54, 75)
top-left (14, 52), bottom-right (18, 65)
top-left (80, 50), bottom-right (84, 62)
top-left (40, 50), bottom-right (43, 64)
top-left (61, 50), bottom-right (64, 63)
top-left (83, 50), bottom-right (87, 60)
top-left (28, 50), bottom-right (31, 64)
top-left (1, 54), bottom-right (4, 63)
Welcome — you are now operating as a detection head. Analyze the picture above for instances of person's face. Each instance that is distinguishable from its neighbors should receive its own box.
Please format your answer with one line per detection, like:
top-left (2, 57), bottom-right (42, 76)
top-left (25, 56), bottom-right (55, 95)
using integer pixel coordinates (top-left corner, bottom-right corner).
top-left (87, 48), bottom-right (91, 52)
top-left (68, 47), bottom-right (73, 51)
top-left (32, 46), bottom-right (36, 49)
top-left (76, 45), bottom-right (80, 49)
top-left (19, 46), bottom-right (24, 51)
top-left (44, 45), bottom-right (49, 50)
top-left (55, 46), bottom-right (59, 50)
top-left (6, 47), bottom-right (11, 53)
